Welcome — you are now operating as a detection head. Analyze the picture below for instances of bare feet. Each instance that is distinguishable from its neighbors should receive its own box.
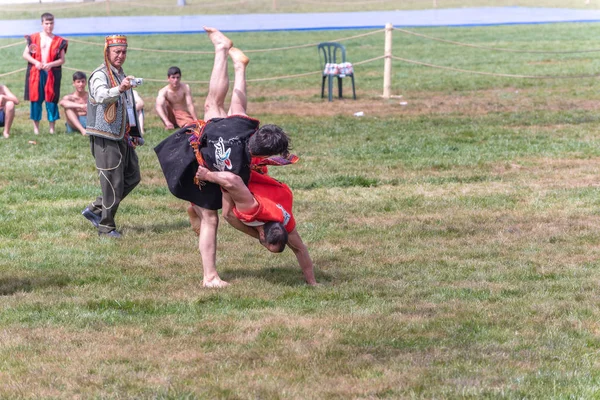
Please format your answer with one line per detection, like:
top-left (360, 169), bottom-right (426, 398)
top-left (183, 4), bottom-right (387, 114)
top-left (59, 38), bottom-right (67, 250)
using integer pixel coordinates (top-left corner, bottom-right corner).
top-left (204, 26), bottom-right (233, 50)
top-left (2, 131), bottom-right (8, 139)
top-left (187, 205), bottom-right (201, 236)
top-left (203, 277), bottom-right (230, 288)
top-left (229, 47), bottom-right (249, 67)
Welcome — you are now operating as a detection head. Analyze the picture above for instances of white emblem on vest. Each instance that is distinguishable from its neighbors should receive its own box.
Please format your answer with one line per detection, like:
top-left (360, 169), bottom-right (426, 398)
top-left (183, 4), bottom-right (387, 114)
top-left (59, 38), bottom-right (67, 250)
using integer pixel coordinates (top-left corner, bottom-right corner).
top-left (213, 137), bottom-right (232, 171)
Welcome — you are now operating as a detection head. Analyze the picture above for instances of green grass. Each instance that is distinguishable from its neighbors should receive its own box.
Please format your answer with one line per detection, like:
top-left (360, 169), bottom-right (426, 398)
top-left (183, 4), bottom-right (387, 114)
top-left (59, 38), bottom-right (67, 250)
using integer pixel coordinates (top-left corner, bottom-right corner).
top-left (3, 15), bottom-right (600, 400)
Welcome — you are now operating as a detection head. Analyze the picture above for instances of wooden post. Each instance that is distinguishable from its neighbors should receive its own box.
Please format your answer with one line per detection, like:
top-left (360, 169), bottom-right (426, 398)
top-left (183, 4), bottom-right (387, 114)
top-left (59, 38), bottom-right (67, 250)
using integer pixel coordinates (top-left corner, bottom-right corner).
top-left (382, 23), bottom-right (393, 99)
top-left (273, 0), bottom-right (277, 11)
top-left (106, 0), bottom-right (110, 14)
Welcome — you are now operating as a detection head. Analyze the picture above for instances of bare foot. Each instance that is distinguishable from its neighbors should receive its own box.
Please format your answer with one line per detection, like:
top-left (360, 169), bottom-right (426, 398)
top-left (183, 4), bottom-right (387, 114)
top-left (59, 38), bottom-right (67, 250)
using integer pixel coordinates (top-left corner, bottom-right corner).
top-left (49, 130), bottom-right (54, 135)
top-left (203, 277), bottom-right (230, 288)
top-left (187, 205), bottom-right (201, 236)
top-left (229, 47), bottom-right (249, 67)
top-left (34, 130), bottom-right (39, 135)
top-left (204, 26), bottom-right (233, 50)
top-left (2, 131), bottom-right (8, 139)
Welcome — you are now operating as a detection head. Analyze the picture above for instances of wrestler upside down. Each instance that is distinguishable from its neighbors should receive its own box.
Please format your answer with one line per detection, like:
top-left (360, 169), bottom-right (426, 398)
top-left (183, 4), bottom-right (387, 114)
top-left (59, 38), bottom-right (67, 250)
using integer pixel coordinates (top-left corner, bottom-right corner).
top-left (194, 164), bottom-right (317, 286)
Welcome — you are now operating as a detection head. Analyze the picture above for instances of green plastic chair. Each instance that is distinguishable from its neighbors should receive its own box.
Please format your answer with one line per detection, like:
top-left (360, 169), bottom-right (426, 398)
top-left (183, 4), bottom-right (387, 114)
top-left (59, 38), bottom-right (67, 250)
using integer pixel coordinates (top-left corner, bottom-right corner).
top-left (318, 42), bottom-right (356, 102)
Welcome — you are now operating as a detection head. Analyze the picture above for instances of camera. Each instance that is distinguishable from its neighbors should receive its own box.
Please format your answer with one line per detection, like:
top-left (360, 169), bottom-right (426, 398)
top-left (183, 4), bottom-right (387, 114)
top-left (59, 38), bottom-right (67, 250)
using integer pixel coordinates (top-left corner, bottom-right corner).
top-left (130, 77), bottom-right (143, 87)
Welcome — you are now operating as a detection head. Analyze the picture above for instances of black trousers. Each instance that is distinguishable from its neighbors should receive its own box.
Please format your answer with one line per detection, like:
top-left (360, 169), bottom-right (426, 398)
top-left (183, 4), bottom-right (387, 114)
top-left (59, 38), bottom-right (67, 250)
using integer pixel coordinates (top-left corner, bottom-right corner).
top-left (88, 136), bottom-right (140, 233)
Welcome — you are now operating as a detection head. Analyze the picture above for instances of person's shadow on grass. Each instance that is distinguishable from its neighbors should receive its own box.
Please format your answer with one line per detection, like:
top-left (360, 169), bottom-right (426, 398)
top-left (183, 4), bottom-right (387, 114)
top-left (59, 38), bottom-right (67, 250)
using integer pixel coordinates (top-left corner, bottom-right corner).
top-left (0, 274), bottom-right (71, 296)
top-left (124, 219), bottom-right (193, 234)
top-left (224, 257), bottom-right (335, 286)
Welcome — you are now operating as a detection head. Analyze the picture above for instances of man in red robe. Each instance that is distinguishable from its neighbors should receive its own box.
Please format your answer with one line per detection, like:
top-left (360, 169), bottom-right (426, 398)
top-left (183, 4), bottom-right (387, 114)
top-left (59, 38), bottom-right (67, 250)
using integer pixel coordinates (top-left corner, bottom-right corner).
top-left (23, 12), bottom-right (68, 135)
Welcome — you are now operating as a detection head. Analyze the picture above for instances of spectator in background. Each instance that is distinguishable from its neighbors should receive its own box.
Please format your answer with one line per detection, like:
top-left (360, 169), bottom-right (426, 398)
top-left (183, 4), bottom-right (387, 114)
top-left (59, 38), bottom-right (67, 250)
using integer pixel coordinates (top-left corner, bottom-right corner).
top-left (155, 66), bottom-right (197, 130)
top-left (23, 12), bottom-right (67, 135)
top-left (59, 71), bottom-right (88, 136)
top-left (0, 84), bottom-right (19, 139)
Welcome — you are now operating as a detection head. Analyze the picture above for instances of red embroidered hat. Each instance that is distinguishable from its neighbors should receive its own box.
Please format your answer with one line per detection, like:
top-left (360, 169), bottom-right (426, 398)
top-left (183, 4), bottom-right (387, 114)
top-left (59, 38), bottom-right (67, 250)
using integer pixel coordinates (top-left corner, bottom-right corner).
top-left (104, 34), bottom-right (128, 87)
top-left (105, 34), bottom-right (127, 48)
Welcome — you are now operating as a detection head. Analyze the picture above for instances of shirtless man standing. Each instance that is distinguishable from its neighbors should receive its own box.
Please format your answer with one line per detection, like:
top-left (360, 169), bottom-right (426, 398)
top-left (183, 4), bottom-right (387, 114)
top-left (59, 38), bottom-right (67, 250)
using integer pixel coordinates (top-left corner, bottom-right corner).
top-left (155, 66), bottom-right (198, 130)
top-left (59, 71), bottom-right (88, 136)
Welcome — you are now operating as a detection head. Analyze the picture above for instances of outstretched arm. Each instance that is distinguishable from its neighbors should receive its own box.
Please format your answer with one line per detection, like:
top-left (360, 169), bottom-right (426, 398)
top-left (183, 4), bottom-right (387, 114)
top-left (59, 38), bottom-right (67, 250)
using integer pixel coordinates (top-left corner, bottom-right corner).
top-left (287, 228), bottom-right (317, 285)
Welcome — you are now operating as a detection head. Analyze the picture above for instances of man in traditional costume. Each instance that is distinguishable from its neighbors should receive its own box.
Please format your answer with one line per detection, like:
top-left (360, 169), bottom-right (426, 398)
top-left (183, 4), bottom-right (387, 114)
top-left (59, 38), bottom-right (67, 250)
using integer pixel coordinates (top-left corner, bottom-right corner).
top-left (195, 163), bottom-right (317, 285)
top-left (155, 27), bottom-right (291, 287)
top-left (23, 13), bottom-right (68, 135)
top-left (81, 34), bottom-right (143, 238)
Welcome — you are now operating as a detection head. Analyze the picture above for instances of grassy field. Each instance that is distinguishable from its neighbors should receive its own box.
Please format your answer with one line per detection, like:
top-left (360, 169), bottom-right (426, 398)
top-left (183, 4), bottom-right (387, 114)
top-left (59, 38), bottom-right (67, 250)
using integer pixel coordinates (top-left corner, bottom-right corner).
top-left (3, 15), bottom-right (600, 400)
top-left (2, 0), bottom-right (600, 19)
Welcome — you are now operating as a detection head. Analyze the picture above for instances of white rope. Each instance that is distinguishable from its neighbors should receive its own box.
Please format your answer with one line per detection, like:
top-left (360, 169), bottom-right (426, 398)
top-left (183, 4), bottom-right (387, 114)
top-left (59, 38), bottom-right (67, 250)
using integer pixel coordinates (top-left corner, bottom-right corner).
top-left (0, 41), bottom-right (25, 50)
top-left (66, 29), bottom-right (383, 55)
top-left (0, 68), bottom-right (26, 78)
top-left (391, 55), bottom-right (600, 79)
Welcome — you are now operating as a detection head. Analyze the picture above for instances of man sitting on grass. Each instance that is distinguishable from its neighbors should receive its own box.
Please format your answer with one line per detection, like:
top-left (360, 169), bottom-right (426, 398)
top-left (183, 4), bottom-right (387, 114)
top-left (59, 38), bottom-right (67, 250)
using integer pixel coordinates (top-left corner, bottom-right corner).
top-left (195, 163), bottom-right (317, 286)
top-left (59, 71), bottom-right (88, 136)
top-left (155, 66), bottom-right (198, 130)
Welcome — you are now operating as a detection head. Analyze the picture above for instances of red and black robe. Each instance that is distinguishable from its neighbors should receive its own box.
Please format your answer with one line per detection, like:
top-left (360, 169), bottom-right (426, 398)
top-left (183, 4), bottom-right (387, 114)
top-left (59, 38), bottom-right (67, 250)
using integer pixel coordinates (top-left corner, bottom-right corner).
top-left (24, 32), bottom-right (68, 104)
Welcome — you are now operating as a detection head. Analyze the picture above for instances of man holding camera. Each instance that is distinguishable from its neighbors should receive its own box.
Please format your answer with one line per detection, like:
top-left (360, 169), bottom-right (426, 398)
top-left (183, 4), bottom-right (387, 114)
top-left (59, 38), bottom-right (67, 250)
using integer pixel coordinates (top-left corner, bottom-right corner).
top-left (81, 34), bottom-right (143, 238)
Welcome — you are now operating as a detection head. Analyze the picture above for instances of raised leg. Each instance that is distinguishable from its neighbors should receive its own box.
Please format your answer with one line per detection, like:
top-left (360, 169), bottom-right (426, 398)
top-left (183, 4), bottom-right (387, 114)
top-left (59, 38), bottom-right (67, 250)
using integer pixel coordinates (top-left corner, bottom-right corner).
top-left (203, 27), bottom-right (233, 121)
top-left (227, 47), bottom-right (249, 116)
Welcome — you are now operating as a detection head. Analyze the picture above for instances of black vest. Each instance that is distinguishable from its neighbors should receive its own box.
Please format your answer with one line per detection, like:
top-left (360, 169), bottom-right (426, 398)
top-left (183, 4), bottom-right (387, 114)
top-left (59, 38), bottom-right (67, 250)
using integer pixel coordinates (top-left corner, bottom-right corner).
top-left (199, 115), bottom-right (259, 185)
